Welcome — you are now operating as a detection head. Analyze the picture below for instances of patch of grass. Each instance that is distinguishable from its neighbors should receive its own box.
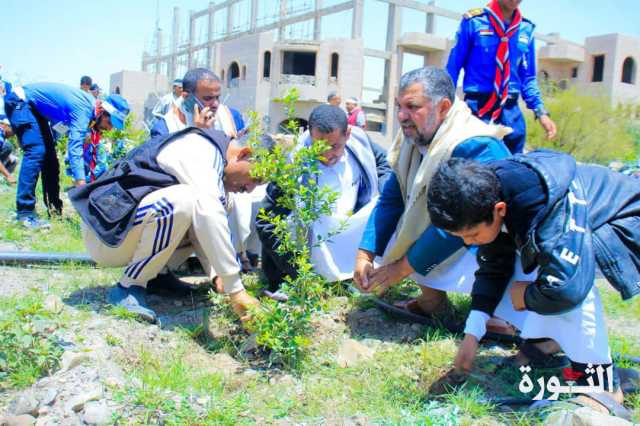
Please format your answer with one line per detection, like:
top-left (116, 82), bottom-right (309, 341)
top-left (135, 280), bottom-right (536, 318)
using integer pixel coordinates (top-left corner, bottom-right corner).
top-left (105, 333), bottom-right (122, 346)
top-left (115, 347), bottom-right (250, 425)
top-left (610, 333), bottom-right (640, 368)
top-left (0, 170), bottom-right (85, 252)
top-left (497, 411), bottom-right (545, 426)
top-left (177, 324), bottom-right (205, 341)
top-left (627, 391), bottom-right (640, 423)
top-left (107, 305), bottom-right (140, 321)
top-left (422, 326), bottom-right (459, 343)
top-left (0, 294), bottom-right (64, 390)
top-left (443, 386), bottom-right (495, 419)
top-left (599, 280), bottom-right (640, 318)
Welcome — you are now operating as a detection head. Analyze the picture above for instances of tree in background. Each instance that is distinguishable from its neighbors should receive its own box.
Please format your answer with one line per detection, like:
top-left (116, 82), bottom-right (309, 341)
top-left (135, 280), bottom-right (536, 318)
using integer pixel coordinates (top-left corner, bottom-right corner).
top-left (524, 87), bottom-right (637, 164)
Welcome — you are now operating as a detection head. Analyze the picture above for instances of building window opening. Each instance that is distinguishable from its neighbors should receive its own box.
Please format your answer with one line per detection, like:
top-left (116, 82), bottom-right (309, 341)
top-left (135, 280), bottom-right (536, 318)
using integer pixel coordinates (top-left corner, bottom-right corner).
top-left (263, 51), bottom-right (271, 79)
top-left (228, 62), bottom-right (240, 88)
top-left (330, 53), bottom-right (339, 79)
top-left (571, 67), bottom-right (578, 79)
top-left (622, 57), bottom-right (636, 84)
top-left (115, 86), bottom-right (121, 95)
top-left (592, 55), bottom-right (605, 82)
top-left (278, 117), bottom-right (308, 134)
top-left (282, 51), bottom-right (316, 76)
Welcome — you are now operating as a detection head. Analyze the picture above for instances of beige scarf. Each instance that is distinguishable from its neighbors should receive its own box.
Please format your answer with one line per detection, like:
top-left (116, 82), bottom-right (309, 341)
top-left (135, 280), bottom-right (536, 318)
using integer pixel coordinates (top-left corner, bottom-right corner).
top-left (215, 104), bottom-right (238, 139)
top-left (383, 100), bottom-right (511, 264)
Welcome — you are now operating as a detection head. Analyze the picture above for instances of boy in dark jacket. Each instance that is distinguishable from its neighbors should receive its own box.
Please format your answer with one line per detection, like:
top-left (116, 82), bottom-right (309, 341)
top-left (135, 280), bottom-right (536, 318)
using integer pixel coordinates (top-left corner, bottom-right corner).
top-left (427, 150), bottom-right (639, 418)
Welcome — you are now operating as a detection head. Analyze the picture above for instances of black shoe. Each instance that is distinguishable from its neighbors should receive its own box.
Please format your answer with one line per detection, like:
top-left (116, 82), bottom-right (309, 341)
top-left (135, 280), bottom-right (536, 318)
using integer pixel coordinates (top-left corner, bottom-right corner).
top-left (5, 155), bottom-right (17, 174)
top-left (146, 271), bottom-right (198, 297)
top-left (107, 283), bottom-right (157, 323)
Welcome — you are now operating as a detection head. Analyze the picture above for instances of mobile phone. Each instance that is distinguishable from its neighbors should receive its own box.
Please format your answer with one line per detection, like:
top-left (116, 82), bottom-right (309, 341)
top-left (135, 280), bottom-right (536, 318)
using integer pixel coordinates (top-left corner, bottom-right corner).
top-left (184, 95), bottom-right (213, 119)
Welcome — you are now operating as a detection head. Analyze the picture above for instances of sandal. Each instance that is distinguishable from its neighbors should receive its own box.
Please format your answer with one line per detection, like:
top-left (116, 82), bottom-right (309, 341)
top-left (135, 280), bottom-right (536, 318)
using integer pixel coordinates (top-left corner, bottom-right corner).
top-left (379, 299), bottom-right (522, 344)
top-left (617, 366), bottom-right (640, 394)
top-left (428, 367), bottom-right (468, 395)
top-left (501, 338), bottom-right (569, 369)
top-left (393, 298), bottom-right (438, 316)
top-left (571, 392), bottom-right (632, 421)
top-left (374, 298), bottom-right (461, 332)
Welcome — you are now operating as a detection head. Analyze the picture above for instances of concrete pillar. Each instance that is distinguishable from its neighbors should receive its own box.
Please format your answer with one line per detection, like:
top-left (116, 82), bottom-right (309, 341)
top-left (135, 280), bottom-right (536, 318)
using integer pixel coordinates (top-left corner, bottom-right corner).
top-left (171, 7), bottom-right (180, 81)
top-left (385, 4), bottom-right (400, 52)
top-left (351, 0), bottom-right (364, 39)
top-left (250, 0), bottom-right (258, 32)
top-left (314, 0), bottom-right (323, 41)
top-left (426, 0), bottom-right (436, 34)
top-left (156, 28), bottom-right (163, 76)
top-left (188, 11), bottom-right (196, 68)
top-left (383, 3), bottom-right (401, 139)
top-left (227, 2), bottom-right (234, 35)
top-left (208, 2), bottom-right (215, 67)
top-left (278, 0), bottom-right (287, 40)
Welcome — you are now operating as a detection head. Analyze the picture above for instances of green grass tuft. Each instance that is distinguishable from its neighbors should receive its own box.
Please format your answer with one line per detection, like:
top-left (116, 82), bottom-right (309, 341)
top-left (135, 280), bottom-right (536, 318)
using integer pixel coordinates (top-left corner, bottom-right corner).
top-left (0, 294), bottom-right (64, 390)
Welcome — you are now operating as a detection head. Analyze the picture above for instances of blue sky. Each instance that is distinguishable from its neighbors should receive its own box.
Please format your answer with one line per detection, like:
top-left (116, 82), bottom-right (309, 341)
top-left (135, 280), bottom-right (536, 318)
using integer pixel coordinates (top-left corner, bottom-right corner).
top-left (1, 0), bottom-right (639, 92)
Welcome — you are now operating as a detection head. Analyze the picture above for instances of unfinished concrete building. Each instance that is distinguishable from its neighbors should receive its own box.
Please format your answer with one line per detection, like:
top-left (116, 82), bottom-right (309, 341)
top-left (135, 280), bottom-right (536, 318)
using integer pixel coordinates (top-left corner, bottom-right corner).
top-left (138, 0), bottom-right (639, 144)
top-left (538, 33), bottom-right (640, 105)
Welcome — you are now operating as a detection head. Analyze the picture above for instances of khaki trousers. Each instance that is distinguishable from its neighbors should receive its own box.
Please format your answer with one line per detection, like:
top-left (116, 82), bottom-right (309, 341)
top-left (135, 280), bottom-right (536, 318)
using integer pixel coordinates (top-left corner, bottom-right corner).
top-left (82, 184), bottom-right (215, 287)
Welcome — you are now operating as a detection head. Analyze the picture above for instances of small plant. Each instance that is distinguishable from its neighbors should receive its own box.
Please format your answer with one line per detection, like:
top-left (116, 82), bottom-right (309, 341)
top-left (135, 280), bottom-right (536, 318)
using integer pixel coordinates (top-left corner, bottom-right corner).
top-left (245, 89), bottom-right (342, 369)
top-left (105, 333), bottom-right (122, 346)
top-left (0, 297), bottom-right (64, 389)
top-left (107, 305), bottom-right (140, 321)
top-left (101, 113), bottom-right (149, 161)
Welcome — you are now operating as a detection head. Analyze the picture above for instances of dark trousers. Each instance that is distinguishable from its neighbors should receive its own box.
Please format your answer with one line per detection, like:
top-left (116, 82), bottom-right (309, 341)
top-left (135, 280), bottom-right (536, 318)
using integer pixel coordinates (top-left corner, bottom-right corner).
top-left (261, 242), bottom-right (297, 291)
top-left (0, 142), bottom-right (12, 165)
top-left (5, 93), bottom-right (62, 218)
top-left (464, 93), bottom-right (527, 154)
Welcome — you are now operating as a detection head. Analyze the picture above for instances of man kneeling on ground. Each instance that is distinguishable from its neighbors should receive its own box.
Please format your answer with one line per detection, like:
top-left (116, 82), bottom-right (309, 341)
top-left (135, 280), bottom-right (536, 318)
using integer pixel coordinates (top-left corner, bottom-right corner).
top-left (70, 127), bottom-right (271, 323)
top-left (354, 66), bottom-right (513, 326)
top-left (257, 104), bottom-right (390, 298)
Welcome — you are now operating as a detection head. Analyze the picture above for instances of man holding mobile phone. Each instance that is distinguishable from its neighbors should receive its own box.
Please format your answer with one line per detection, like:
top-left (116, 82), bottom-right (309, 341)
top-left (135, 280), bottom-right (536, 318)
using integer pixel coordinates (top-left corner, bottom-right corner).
top-left (148, 67), bottom-right (261, 294)
top-left (151, 68), bottom-right (240, 139)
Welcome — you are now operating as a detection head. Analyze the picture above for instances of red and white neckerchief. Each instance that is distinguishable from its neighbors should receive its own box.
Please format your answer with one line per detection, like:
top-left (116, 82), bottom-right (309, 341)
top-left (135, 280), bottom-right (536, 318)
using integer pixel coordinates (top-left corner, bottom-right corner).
top-left (85, 129), bottom-right (101, 182)
top-left (477, 0), bottom-right (522, 122)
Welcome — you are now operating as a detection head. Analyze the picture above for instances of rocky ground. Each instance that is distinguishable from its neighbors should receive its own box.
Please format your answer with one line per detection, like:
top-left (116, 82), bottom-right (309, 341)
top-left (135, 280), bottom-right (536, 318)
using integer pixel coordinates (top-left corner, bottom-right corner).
top-left (0, 265), bottom-right (638, 426)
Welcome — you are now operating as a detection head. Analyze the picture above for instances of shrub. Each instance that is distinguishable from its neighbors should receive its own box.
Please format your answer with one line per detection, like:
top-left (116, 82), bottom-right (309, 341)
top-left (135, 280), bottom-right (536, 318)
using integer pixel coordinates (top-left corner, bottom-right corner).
top-left (524, 87), bottom-right (635, 164)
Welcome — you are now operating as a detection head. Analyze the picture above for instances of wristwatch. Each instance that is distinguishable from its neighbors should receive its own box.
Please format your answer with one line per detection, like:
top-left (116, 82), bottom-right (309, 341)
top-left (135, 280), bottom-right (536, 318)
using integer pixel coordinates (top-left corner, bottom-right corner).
top-left (534, 106), bottom-right (550, 120)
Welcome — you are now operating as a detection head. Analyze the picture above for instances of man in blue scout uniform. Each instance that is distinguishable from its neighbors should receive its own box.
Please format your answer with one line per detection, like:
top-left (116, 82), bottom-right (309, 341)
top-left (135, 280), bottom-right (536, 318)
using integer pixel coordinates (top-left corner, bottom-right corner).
top-left (4, 83), bottom-right (129, 228)
top-left (446, 0), bottom-right (557, 154)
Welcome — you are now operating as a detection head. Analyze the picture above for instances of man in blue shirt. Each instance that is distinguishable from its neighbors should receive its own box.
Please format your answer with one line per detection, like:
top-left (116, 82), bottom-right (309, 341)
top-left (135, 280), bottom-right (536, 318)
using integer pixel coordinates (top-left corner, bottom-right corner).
top-left (354, 66), bottom-right (512, 320)
top-left (0, 77), bottom-right (18, 184)
top-left (446, 0), bottom-right (556, 154)
top-left (4, 83), bottom-right (129, 228)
